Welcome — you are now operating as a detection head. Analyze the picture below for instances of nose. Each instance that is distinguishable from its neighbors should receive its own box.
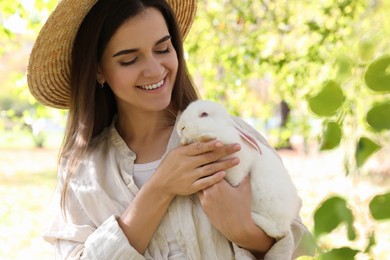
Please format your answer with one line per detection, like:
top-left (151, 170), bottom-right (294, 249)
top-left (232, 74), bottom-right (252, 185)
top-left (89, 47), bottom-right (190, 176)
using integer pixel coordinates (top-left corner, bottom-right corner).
top-left (143, 55), bottom-right (164, 78)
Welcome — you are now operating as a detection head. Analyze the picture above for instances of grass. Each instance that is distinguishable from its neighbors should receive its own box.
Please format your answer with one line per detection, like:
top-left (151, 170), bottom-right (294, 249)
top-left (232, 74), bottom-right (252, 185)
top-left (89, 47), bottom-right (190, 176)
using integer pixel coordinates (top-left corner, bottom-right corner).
top-left (0, 130), bottom-right (63, 149)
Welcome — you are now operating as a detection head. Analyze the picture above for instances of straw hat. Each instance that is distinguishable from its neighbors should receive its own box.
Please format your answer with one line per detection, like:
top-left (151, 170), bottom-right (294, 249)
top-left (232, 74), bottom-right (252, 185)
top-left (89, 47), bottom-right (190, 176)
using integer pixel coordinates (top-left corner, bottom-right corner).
top-left (27, 0), bottom-right (197, 109)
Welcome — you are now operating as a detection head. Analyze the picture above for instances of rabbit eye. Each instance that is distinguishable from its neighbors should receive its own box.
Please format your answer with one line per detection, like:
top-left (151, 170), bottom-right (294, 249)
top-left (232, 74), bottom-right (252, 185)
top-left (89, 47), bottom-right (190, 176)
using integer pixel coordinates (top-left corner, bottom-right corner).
top-left (200, 112), bottom-right (209, 118)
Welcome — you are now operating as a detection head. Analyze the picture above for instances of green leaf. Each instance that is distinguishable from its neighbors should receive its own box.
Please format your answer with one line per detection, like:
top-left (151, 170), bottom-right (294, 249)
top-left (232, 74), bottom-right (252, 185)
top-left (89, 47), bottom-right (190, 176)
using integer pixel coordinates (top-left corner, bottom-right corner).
top-left (320, 121), bottom-right (342, 150)
top-left (308, 80), bottom-right (345, 117)
top-left (369, 192), bottom-right (390, 220)
top-left (366, 102), bottom-right (390, 131)
top-left (314, 196), bottom-right (355, 239)
top-left (319, 247), bottom-right (359, 260)
top-left (364, 54), bottom-right (390, 92)
top-left (355, 137), bottom-right (381, 168)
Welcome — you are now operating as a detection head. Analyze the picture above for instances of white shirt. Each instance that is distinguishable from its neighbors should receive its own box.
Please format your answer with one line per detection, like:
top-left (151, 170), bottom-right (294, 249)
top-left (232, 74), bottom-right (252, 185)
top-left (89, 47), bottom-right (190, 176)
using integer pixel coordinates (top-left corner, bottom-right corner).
top-left (133, 159), bottom-right (162, 188)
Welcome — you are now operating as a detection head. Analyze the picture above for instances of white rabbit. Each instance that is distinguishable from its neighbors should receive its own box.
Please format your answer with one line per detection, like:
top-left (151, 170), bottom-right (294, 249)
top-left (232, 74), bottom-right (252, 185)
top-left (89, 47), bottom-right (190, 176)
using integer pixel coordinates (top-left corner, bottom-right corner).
top-left (176, 100), bottom-right (300, 238)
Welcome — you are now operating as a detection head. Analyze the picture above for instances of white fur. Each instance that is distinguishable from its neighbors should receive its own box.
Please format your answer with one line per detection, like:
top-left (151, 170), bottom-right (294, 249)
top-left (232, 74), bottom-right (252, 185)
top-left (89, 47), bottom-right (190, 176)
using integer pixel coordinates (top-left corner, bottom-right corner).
top-left (177, 100), bottom-right (300, 238)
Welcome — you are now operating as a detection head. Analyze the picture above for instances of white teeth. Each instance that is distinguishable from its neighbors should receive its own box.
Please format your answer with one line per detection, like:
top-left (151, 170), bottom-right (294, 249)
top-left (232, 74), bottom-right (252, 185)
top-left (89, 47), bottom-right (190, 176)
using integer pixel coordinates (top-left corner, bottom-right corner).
top-left (139, 79), bottom-right (164, 90)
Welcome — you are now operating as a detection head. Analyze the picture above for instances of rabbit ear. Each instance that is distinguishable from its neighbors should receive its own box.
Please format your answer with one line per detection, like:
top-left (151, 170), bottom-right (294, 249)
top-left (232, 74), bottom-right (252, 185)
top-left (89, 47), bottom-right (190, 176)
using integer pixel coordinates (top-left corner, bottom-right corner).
top-left (232, 120), bottom-right (262, 154)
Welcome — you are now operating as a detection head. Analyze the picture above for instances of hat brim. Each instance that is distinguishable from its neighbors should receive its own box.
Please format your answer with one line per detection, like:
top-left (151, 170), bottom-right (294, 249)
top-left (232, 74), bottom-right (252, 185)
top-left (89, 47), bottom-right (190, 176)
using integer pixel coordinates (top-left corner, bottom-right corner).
top-left (27, 0), bottom-right (197, 109)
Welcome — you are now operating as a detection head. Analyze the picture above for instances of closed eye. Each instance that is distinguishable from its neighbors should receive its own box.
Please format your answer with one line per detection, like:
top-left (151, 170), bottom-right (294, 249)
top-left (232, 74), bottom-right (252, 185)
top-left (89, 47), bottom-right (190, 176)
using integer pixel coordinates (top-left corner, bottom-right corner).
top-left (119, 48), bottom-right (170, 66)
top-left (155, 47), bottom-right (170, 54)
top-left (120, 57), bottom-right (138, 66)
top-left (200, 112), bottom-right (209, 118)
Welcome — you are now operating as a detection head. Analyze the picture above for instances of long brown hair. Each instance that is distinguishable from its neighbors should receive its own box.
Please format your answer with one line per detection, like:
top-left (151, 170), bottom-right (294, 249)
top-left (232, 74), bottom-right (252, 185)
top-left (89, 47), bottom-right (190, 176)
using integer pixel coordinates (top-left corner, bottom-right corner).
top-left (60, 0), bottom-right (199, 211)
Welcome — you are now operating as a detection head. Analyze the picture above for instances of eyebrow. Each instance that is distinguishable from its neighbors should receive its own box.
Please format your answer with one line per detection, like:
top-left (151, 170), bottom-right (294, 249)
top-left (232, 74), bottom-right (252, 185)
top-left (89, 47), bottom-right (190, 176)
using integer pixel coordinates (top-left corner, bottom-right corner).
top-left (112, 35), bottom-right (172, 57)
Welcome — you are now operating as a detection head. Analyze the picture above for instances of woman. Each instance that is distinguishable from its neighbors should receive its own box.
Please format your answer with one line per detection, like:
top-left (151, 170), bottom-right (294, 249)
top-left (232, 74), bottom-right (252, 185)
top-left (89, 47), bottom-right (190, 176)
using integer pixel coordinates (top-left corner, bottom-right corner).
top-left (28, 0), bottom-right (314, 259)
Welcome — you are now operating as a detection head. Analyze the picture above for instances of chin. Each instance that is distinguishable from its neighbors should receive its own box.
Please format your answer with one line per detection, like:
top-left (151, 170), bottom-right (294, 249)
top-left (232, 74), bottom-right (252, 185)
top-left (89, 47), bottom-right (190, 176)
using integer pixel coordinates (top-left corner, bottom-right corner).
top-left (150, 98), bottom-right (172, 112)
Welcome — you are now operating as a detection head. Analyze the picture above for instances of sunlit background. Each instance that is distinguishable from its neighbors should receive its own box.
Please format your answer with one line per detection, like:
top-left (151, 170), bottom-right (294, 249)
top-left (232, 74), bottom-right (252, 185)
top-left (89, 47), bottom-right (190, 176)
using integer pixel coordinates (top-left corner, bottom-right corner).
top-left (1, 0), bottom-right (389, 259)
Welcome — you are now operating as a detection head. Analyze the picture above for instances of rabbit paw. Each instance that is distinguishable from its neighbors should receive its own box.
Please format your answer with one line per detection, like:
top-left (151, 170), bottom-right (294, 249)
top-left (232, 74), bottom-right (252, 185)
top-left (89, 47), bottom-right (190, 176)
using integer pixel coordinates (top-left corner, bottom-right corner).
top-left (197, 133), bottom-right (217, 142)
top-left (251, 212), bottom-right (288, 238)
top-left (180, 137), bottom-right (192, 145)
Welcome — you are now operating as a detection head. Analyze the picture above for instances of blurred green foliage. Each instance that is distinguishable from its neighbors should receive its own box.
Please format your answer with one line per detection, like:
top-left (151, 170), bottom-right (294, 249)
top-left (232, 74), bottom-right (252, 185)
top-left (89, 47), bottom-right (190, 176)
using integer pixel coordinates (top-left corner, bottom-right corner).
top-left (185, 0), bottom-right (388, 145)
top-left (0, 0), bottom-right (65, 147)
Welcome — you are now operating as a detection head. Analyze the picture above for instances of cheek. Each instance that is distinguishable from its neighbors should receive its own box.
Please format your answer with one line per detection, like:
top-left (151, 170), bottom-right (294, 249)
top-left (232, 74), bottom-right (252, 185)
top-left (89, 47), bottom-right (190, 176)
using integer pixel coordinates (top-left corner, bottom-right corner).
top-left (104, 64), bottom-right (137, 89)
top-left (166, 51), bottom-right (178, 74)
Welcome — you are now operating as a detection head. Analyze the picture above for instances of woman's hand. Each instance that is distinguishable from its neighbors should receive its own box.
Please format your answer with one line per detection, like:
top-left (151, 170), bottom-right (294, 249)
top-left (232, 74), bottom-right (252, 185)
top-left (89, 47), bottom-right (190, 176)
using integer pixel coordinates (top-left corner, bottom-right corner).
top-left (150, 140), bottom-right (241, 197)
top-left (197, 176), bottom-right (275, 257)
top-left (197, 175), bottom-right (253, 241)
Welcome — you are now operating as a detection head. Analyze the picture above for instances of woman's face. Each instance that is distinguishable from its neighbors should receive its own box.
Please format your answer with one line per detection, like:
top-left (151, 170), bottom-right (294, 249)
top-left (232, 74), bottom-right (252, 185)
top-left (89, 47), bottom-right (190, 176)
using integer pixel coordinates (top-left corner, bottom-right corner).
top-left (98, 7), bottom-right (178, 114)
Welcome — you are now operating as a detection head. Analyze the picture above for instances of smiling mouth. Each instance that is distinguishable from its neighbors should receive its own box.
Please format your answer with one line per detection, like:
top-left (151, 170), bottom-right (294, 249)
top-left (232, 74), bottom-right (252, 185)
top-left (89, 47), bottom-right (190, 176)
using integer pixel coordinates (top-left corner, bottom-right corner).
top-left (137, 79), bottom-right (165, 90)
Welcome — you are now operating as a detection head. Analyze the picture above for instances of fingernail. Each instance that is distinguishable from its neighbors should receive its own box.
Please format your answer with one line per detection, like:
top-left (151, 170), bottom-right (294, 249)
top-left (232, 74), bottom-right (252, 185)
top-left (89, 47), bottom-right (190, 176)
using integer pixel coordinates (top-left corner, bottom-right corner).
top-left (232, 158), bottom-right (240, 165)
top-left (233, 144), bottom-right (241, 150)
top-left (219, 171), bottom-right (227, 177)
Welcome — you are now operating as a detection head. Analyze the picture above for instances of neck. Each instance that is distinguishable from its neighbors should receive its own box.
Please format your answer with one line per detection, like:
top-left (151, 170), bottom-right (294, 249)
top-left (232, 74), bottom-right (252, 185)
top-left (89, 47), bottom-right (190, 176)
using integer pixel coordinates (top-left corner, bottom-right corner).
top-left (115, 108), bottom-right (175, 163)
top-left (116, 111), bottom-right (167, 141)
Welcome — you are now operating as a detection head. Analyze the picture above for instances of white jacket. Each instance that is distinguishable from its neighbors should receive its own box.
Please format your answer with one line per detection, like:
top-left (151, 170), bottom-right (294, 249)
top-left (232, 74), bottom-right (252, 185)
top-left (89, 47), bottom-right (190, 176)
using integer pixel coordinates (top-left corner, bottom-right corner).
top-left (44, 116), bottom-right (314, 260)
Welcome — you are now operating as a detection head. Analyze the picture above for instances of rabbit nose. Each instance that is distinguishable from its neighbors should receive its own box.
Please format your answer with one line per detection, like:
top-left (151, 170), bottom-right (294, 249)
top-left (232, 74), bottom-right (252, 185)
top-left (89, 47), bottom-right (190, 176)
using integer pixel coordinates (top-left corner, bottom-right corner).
top-left (181, 126), bottom-right (185, 132)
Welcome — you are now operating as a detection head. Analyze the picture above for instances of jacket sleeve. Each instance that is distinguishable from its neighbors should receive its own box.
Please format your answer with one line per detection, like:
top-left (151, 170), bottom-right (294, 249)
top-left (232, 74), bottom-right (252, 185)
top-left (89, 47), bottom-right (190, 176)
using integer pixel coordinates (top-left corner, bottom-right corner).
top-left (231, 116), bottom-right (315, 259)
top-left (43, 162), bottom-right (145, 260)
top-left (264, 216), bottom-right (315, 260)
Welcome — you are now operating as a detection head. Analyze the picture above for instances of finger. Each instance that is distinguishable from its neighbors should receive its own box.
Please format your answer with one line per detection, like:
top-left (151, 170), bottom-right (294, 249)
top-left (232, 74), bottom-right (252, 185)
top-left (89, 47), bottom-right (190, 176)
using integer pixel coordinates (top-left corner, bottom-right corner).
top-left (224, 143), bottom-right (242, 155)
top-left (196, 157), bottom-right (240, 179)
top-left (193, 171), bottom-right (226, 191)
top-left (185, 140), bottom-right (224, 156)
top-left (197, 143), bottom-right (241, 165)
top-left (238, 174), bottom-right (251, 192)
